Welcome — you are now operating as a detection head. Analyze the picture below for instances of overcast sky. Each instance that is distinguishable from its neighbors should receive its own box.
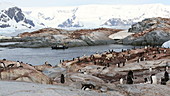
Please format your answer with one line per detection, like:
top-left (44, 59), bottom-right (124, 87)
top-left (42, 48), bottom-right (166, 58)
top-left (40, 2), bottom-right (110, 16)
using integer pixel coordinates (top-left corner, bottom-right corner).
top-left (0, 0), bottom-right (169, 7)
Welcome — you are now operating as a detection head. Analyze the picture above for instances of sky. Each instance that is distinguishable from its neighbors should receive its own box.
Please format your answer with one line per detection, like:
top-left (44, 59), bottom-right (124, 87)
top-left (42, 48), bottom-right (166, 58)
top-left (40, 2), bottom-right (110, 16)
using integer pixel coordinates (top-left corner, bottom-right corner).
top-left (0, 0), bottom-right (169, 7)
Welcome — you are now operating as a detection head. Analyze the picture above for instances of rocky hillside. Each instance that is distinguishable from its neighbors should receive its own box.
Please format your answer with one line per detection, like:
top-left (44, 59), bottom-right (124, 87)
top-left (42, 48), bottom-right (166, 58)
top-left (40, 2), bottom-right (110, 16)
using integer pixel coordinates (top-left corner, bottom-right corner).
top-left (123, 17), bottom-right (170, 45)
top-left (13, 28), bottom-right (122, 48)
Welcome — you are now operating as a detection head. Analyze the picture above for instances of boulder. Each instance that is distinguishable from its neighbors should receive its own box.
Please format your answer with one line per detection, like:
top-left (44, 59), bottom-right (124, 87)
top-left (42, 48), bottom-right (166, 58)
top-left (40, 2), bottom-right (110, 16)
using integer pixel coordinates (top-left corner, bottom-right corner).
top-left (43, 67), bottom-right (66, 79)
top-left (123, 17), bottom-right (170, 45)
top-left (80, 32), bottom-right (115, 45)
top-left (162, 40), bottom-right (170, 48)
top-left (67, 73), bottom-right (105, 84)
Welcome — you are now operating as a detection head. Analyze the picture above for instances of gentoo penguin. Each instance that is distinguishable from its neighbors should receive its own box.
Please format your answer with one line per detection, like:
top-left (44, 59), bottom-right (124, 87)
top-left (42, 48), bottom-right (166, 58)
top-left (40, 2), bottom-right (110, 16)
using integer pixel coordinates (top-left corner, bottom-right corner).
top-left (2, 59), bottom-right (6, 61)
top-left (144, 78), bottom-right (148, 83)
top-left (16, 61), bottom-right (21, 67)
top-left (150, 74), bottom-right (157, 84)
top-left (7, 64), bottom-right (15, 68)
top-left (120, 78), bottom-right (123, 84)
top-left (116, 63), bottom-right (120, 67)
top-left (0, 62), bottom-right (6, 68)
top-left (60, 74), bottom-right (65, 84)
top-left (81, 84), bottom-right (95, 91)
top-left (126, 70), bottom-right (134, 84)
top-left (44, 61), bottom-right (52, 66)
top-left (164, 71), bottom-right (169, 82)
top-left (127, 70), bottom-right (134, 79)
top-left (126, 75), bottom-right (133, 84)
top-left (149, 67), bottom-right (152, 72)
top-left (165, 65), bottom-right (169, 71)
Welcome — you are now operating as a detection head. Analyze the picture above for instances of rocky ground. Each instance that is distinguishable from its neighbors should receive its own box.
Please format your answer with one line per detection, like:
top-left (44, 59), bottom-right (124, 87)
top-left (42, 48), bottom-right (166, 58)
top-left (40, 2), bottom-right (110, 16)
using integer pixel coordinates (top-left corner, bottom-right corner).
top-left (0, 46), bottom-right (170, 96)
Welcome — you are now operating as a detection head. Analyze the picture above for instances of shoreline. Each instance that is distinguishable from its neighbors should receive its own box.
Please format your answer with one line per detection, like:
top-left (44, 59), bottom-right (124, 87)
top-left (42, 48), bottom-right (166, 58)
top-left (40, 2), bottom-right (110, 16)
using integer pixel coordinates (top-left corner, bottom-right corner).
top-left (0, 46), bottom-right (169, 95)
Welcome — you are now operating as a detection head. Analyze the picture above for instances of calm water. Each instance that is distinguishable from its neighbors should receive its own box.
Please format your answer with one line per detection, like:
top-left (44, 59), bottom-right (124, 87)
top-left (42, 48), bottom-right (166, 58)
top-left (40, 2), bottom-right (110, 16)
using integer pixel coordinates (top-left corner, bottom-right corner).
top-left (0, 44), bottom-right (140, 66)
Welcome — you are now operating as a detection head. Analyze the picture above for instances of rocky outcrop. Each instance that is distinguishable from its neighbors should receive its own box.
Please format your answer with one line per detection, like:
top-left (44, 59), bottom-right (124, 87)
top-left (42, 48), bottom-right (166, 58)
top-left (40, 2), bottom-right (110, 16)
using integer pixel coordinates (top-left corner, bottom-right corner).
top-left (0, 68), bottom-right (52, 84)
top-left (123, 17), bottom-right (170, 45)
top-left (0, 60), bottom-right (52, 84)
top-left (13, 28), bottom-right (122, 48)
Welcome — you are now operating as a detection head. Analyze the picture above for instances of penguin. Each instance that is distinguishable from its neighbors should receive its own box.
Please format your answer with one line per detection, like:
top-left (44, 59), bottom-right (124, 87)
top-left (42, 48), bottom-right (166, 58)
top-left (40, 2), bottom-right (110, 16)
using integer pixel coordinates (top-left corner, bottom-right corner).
top-left (164, 49), bottom-right (167, 53)
top-left (123, 62), bottom-right (125, 66)
top-left (0, 62), bottom-right (6, 68)
top-left (116, 63), bottom-right (120, 67)
top-left (2, 59), bottom-right (6, 61)
top-left (137, 58), bottom-right (140, 63)
top-left (126, 75), bottom-right (133, 84)
top-left (60, 74), bottom-right (65, 84)
top-left (78, 69), bottom-right (81, 72)
top-left (126, 70), bottom-right (134, 84)
top-left (144, 78), bottom-right (148, 83)
top-left (16, 61), bottom-right (21, 67)
top-left (150, 74), bottom-right (157, 84)
top-left (127, 70), bottom-right (134, 79)
top-left (28, 64), bottom-right (33, 66)
top-left (81, 84), bottom-right (95, 91)
top-left (165, 65), bottom-right (169, 71)
top-left (44, 61), bottom-right (52, 66)
top-left (83, 71), bottom-right (87, 74)
top-left (120, 78), bottom-right (123, 84)
top-left (7, 64), bottom-right (15, 68)
top-left (164, 71), bottom-right (169, 82)
top-left (149, 67), bottom-right (152, 72)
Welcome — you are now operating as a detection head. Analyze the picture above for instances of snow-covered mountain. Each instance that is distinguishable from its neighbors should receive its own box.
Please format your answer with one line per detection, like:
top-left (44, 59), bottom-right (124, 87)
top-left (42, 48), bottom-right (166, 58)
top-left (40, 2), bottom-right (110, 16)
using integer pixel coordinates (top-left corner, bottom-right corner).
top-left (23, 4), bottom-right (170, 29)
top-left (1, 3), bottom-right (170, 35)
top-left (0, 2), bottom-right (44, 35)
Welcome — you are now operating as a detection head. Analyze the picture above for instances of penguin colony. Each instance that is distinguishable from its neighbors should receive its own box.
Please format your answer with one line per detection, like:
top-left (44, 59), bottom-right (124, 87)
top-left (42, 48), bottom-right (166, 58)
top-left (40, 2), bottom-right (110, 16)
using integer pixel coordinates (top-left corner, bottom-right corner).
top-left (60, 46), bottom-right (170, 88)
top-left (0, 46), bottom-right (170, 92)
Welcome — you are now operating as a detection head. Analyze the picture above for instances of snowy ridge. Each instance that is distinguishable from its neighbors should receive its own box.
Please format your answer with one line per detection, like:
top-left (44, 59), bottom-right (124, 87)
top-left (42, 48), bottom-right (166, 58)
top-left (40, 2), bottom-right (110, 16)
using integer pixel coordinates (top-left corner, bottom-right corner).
top-left (22, 4), bottom-right (170, 29)
top-left (1, 3), bottom-right (170, 35)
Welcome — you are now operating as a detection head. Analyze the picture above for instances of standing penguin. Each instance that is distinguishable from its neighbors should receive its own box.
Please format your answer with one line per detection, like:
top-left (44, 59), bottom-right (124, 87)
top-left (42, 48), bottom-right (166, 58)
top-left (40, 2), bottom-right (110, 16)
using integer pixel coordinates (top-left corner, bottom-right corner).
top-left (149, 67), bottom-right (152, 72)
top-left (164, 71), bottom-right (169, 82)
top-left (126, 75), bottom-right (133, 84)
top-left (127, 70), bottom-right (134, 79)
top-left (126, 70), bottom-right (134, 84)
top-left (120, 78), bottom-right (123, 84)
top-left (144, 78), bottom-right (148, 83)
top-left (165, 65), bottom-right (169, 71)
top-left (150, 74), bottom-right (157, 84)
top-left (60, 74), bottom-right (65, 84)
top-left (0, 62), bottom-right (6, 69)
